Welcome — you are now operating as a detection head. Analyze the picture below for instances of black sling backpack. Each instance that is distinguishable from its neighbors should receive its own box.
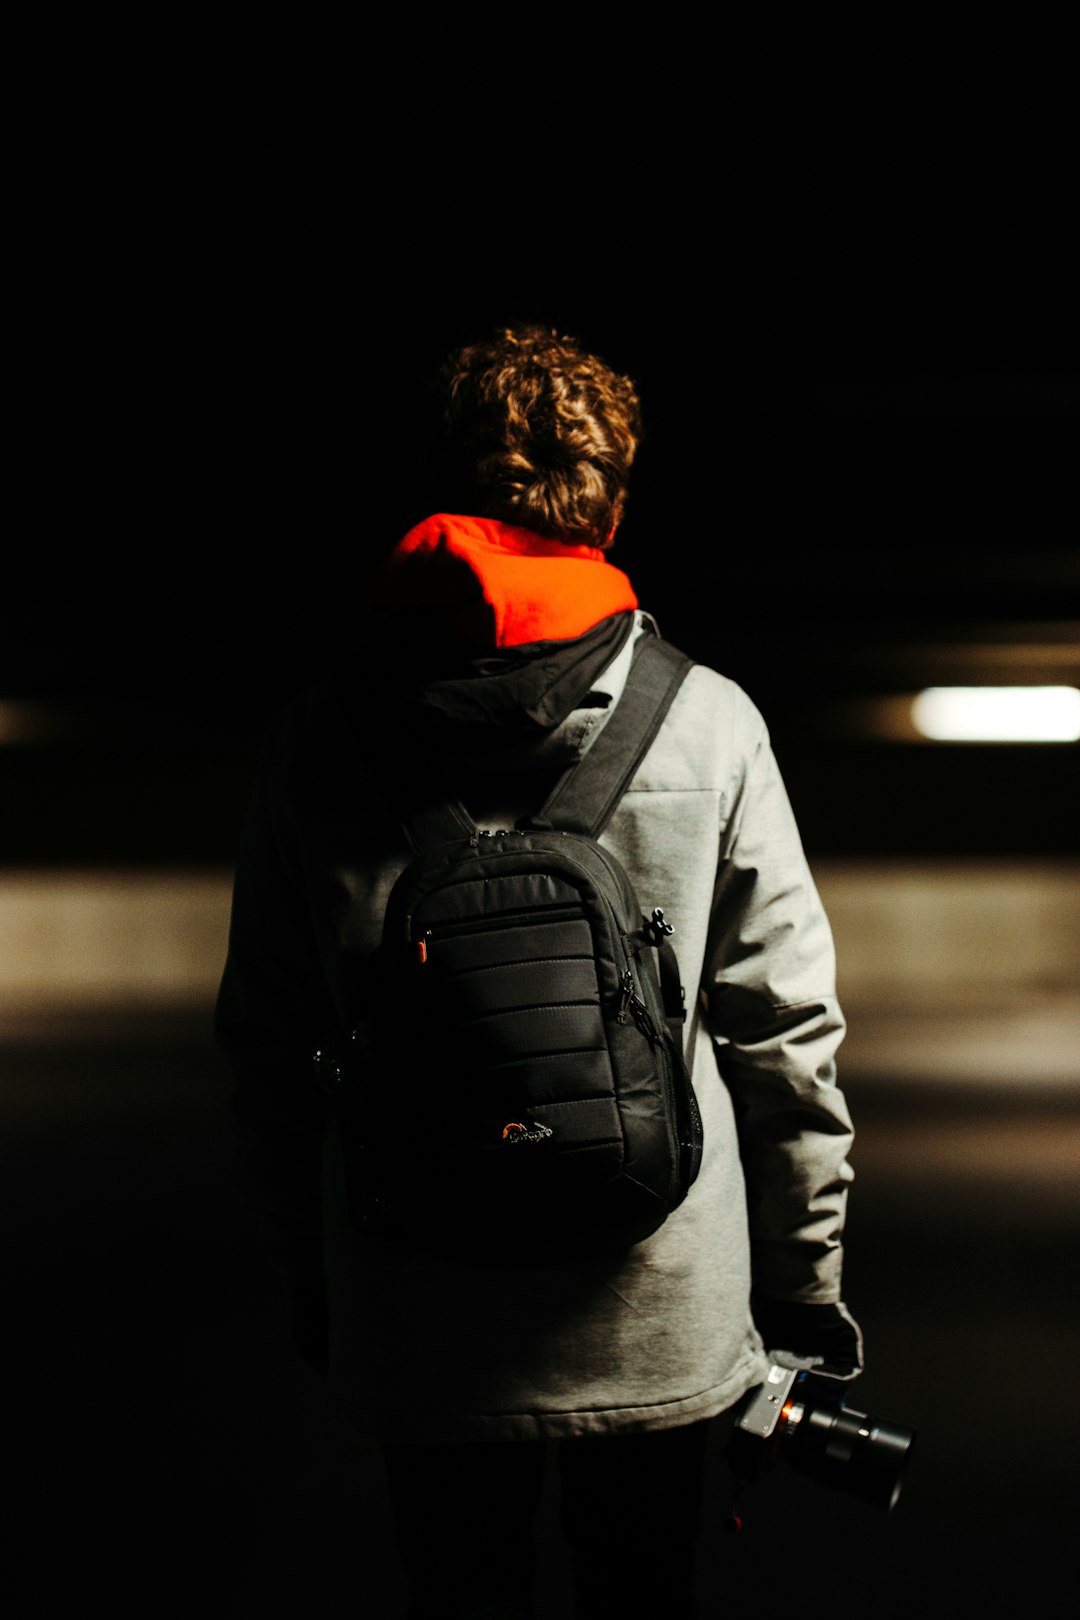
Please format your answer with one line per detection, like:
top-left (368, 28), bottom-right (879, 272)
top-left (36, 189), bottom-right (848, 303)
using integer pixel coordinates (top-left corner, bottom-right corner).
top-left (315, 632), bottom-right (704, 1265)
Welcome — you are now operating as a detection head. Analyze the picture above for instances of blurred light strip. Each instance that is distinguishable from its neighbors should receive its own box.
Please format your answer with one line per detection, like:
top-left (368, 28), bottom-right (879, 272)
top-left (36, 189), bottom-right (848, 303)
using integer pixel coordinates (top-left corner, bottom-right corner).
top-left (911, 687), bottom-right (1080, 742)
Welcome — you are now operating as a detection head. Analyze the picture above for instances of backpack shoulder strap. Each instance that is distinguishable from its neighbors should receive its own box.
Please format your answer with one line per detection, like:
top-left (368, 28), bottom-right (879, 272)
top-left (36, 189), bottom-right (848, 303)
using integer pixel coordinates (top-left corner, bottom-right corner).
top-left (528, 632), bottom-right (695, 837)
top-left (399, 631), bottom-right (694, 852)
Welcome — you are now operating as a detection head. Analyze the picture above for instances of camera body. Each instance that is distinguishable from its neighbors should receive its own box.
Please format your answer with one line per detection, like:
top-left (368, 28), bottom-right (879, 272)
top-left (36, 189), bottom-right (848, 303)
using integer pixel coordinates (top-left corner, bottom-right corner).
top-left (726, 1362), bottom-right (915, 1513)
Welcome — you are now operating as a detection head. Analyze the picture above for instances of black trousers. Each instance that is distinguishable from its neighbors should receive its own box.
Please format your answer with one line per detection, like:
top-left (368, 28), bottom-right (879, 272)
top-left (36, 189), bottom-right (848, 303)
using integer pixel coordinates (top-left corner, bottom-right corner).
top-left (382, 1420), bottom-right (710, 1620)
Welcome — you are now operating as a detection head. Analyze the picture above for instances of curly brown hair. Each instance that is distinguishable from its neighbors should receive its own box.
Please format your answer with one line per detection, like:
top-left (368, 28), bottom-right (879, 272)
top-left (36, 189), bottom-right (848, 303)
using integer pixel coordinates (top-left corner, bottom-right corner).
top-left (438, 323), bottom-right (641, 549)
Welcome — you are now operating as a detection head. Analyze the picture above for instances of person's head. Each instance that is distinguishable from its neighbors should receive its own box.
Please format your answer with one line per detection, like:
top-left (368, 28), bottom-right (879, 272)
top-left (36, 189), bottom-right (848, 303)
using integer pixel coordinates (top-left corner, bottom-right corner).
top-left (437, 322), bottom-right (641, 550)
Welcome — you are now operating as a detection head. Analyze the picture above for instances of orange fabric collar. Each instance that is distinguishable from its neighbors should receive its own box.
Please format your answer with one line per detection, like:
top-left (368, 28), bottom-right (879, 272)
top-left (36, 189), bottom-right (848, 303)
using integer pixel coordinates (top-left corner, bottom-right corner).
top-left (379, 513), bottom-right (638, 649)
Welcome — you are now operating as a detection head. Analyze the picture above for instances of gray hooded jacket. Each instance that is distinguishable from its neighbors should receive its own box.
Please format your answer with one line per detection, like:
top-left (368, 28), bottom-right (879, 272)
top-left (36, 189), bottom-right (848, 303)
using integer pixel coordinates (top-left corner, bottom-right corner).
top-left (218, 611), bottom-right (854, 1443)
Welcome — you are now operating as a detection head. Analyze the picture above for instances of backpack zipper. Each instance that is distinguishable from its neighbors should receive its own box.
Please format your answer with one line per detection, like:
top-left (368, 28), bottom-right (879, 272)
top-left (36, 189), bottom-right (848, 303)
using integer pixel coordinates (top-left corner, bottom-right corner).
top-left (417, 902), bottom-right (584, 953)
top-left (617, 967), bottom-right (661, 1040)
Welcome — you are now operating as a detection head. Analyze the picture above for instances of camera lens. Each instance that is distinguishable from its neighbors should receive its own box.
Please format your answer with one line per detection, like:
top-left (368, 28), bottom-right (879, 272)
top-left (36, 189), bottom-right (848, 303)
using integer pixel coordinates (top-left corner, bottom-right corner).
top-left (783, 1399), bottom-right (915, 1511)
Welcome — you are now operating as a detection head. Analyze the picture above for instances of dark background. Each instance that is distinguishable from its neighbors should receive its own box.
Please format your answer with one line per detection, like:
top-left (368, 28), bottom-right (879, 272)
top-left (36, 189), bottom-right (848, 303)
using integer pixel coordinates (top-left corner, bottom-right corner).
top-left (8, 12), bottom-right (1078, 865)
top-left (8, 14), bottom-right (1080, 1616)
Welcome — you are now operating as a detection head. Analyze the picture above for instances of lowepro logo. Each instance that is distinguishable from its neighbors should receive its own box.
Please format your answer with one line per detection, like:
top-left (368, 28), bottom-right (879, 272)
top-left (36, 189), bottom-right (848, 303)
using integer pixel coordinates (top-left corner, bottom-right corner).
top-left (501, 1121), bottom-right (555, 1145)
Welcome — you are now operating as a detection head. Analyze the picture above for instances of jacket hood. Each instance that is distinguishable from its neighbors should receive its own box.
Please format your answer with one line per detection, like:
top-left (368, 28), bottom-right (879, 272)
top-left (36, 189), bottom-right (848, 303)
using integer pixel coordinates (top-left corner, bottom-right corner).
top-left (378, 513), bottom-right (638, 652)
top-left (352, 515), bottom-right (642, 770)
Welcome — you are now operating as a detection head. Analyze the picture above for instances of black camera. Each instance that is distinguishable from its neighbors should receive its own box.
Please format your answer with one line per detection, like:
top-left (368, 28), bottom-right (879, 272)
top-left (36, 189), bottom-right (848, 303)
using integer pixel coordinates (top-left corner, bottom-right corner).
top-left (725, 1363), bottom-right (916, 1514)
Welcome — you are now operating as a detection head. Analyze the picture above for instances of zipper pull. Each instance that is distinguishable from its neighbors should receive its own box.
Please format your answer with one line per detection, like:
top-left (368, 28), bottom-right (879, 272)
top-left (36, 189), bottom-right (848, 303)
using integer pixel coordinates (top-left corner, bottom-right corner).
top-left (618, 968), bottom-right (634, 1023)
top-left (620, 970), bottom-right (661, 1041)
top-left (630, 991), bottom-right (660, 1040)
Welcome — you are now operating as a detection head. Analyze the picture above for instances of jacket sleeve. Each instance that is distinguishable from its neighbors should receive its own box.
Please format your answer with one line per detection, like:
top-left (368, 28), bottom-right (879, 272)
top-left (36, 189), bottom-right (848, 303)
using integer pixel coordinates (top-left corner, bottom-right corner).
top-left (702, 695), bottom-right (854, 1305)
top-left (214, 709), bottom-right (336, 1299)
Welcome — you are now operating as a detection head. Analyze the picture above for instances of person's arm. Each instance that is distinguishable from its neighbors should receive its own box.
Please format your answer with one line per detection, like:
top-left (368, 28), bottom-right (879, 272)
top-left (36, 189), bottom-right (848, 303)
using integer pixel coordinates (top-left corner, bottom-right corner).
top-left (214, 708), bottom-right (337, 1369)
top-left (703, 695), bottom-right (862, 1379)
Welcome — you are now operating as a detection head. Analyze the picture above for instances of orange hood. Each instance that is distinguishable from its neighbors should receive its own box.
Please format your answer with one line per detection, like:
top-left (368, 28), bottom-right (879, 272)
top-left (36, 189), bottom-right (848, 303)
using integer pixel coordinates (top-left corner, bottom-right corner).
top-left (378, 513), bottom-right (638, 650)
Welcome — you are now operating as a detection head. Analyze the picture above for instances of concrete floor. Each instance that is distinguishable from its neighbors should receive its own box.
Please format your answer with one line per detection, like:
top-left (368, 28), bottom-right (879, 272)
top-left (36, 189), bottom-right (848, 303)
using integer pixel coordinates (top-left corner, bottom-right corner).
top-left (6, 1011), bottom-right (1078, 1616)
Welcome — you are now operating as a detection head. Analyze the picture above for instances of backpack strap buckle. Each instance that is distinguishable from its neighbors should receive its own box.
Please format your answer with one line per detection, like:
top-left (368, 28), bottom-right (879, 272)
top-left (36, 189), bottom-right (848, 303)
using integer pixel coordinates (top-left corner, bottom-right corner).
top-left (646, 906), bottom-right (675, 945)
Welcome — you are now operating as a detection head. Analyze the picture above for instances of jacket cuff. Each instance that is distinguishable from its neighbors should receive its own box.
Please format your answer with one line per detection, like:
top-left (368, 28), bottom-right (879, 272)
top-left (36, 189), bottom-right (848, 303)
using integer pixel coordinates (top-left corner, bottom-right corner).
top-left (751, 1296), bottom-right (864, 1380)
